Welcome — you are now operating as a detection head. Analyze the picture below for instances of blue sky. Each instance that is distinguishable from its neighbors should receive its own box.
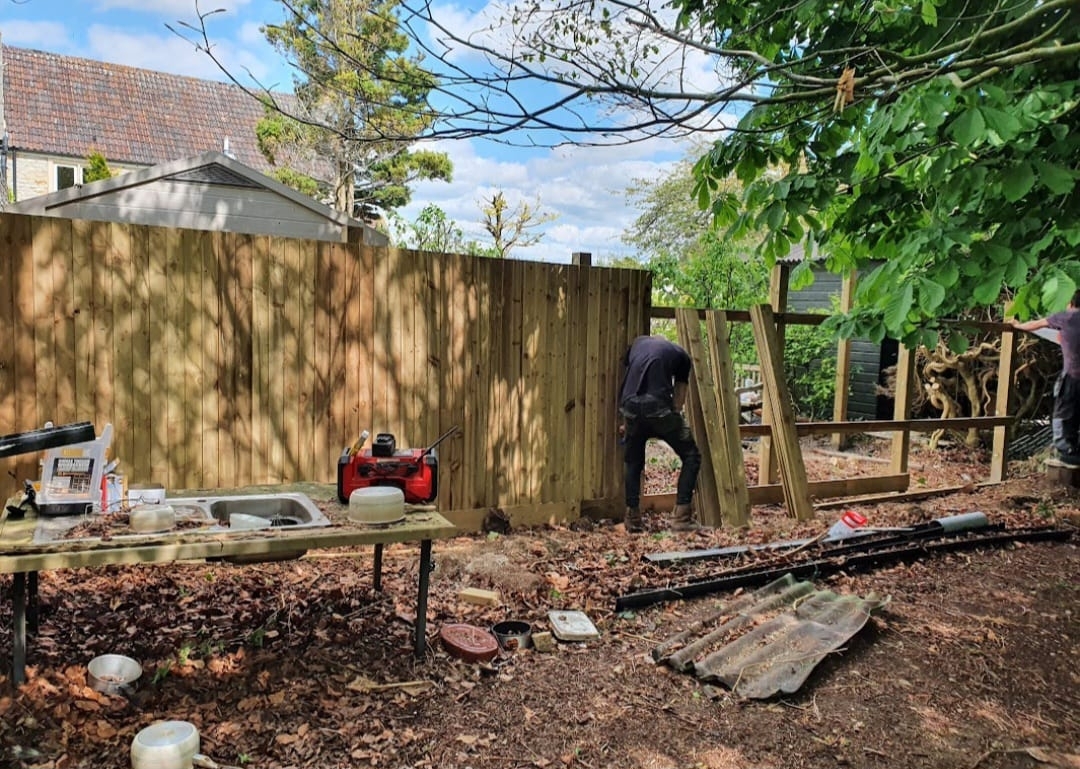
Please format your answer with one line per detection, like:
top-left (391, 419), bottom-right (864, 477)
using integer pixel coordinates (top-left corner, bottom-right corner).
top-left (0, 0), bottom-right (694, 263)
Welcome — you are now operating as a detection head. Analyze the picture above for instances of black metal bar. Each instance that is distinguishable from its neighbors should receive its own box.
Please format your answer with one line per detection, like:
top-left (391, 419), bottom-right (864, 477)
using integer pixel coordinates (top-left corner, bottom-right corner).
top-left (615, 527), bottom-right (1073, 611)
top-left (415, 539), bottom-right (433, 659)
top-left (12, 572), bottom-right (27, 685)
top-left (27, 571), bottom-right (39, 635)
top-left (373, 543), bottom-right (384, 592)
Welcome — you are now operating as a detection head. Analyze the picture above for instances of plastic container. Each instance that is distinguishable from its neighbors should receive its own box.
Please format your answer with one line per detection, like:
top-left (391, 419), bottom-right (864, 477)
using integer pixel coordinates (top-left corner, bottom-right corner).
top-left (228, 513), bottom-right (271, 531)
top-left (826, 510), bottom-right (868, 540)
top-left (348, 487), bottom-right (405, 525)
top-left (129, 504), bottom-right (176, 533)
top-left (440, 623), bottom-right (499, 662)
top-left (130, 720), bottom-right (200, 769)
top-left (87, 653), bottom-right (142, 695)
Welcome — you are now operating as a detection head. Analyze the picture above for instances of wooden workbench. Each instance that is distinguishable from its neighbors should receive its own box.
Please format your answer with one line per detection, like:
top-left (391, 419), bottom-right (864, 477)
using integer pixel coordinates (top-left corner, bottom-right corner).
top-left (0, 485), bottom-right (457, 684)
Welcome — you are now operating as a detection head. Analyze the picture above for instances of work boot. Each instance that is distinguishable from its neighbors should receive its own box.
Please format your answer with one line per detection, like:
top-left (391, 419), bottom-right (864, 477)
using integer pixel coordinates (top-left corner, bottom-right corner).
top-left (624, 506), bottom-right (644, 533)
top-left (671, 503), bottom-right (702, 532)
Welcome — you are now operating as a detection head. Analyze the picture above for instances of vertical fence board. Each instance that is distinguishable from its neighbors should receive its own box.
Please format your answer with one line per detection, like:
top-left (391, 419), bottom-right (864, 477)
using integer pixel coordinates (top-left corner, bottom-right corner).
top-left (130, 225), bottom-right (152, 482)
top-left (233, 234), bottom-right (255, 485)
top-left (51, 220), bottom-right (76, 427)
top-left (182, 229), bottom-right (204, 489)
top-left (297, 238), bottom-right (317, 481)
top-left (198, 231), bottom-right (219, 490)
top-left (163, 228), bottom-right (186, 489)
top-left (147, 227), bottom-right (170, 485)
top-left (15, 214), bottom-right (38, 480)
top-left (210, 233), bottom-right (234, 487)
top-left (31, 218), bottom-right (57, 429)
top-left (110, 223), bottom-right (136, 473)
top-left (71, 219), bottom-right (95, 426)
top-left (282, 236), bottom-right (301, 481)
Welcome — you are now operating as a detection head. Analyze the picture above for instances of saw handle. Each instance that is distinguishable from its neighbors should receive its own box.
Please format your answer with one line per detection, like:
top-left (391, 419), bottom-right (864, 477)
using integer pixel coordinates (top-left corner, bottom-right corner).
top-left (421, 426), bottom-right (460, 458)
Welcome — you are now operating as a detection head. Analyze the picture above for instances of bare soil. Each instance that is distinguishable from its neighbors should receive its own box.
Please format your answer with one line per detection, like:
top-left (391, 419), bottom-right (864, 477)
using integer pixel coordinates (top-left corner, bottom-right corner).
top-left (1, 437), bottom-right (1078, 769)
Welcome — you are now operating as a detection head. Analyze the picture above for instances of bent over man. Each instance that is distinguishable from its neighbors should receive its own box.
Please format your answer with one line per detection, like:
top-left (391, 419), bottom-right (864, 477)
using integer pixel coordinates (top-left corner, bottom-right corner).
top-left (618, 335), bottom-right (702, 532)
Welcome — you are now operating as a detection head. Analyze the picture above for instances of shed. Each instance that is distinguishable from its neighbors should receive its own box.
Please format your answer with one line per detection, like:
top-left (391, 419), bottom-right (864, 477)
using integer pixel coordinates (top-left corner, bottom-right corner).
top-left (7, 151), bottom-right (388, 245)
top-left (782, 249), bottom-right (895, 421)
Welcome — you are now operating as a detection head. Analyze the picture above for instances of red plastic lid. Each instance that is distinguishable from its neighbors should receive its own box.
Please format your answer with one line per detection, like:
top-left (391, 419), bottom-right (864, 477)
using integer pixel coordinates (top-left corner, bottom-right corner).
top-left (439, 623), bottom-right (499, 663)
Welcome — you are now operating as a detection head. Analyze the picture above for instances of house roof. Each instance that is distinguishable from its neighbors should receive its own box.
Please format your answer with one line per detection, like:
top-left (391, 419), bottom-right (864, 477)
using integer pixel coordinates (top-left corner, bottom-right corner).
top-left (1, 44), bottom-right (273, 171)
top-left (7, 151), bottom-right (388, 245)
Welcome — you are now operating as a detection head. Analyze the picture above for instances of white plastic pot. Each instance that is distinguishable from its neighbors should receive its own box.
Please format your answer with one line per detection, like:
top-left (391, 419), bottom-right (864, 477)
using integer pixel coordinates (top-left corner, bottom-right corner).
top-left (129, 505), bottom-right (176, 534)
top-left (348, 487), bottom-right (405, 525)
top-left (130, 720), bottom-right (200, 769)
top-left (228, 513), bottom-right (271, 531)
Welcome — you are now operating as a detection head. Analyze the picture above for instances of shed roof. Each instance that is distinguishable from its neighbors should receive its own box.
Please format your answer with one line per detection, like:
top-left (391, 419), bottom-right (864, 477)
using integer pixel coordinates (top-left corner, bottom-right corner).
top-left (2, 44), bottom-right (272, 171)
top-left (8, 151), bottom-right (387, 245)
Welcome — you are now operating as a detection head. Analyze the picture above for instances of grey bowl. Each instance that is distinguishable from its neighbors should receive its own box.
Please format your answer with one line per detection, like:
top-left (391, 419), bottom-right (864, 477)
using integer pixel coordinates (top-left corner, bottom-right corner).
top-left (87, 653), bottom-right (142, 695)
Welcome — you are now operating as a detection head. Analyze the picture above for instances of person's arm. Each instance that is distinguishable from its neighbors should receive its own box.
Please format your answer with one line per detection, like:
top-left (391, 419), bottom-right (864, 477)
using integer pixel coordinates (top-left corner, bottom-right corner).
top-left (1011, 317), bottom-right (1050, 332)
top-left (673, 381), bottom-right (688, 412)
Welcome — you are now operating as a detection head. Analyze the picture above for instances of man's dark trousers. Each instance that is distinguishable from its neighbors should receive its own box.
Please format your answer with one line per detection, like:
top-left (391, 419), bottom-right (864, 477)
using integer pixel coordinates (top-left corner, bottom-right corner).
top-left (620, 394), bottom-right (701, 508)
top-left (1053, 372), bottom-right (1080, 464)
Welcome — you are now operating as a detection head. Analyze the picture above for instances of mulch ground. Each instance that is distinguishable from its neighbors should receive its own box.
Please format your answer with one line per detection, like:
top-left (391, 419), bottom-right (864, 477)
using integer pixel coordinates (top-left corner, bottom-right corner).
top-left (0, 437), bottom-right (1077, 769)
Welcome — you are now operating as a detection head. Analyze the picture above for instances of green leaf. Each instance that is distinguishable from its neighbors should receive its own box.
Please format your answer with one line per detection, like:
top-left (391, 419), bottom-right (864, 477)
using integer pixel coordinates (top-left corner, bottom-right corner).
top-left (1033, 160), bottom-right (1076, 195)
top-left (980, 107), bottom-right (1022, 142)
top-left (883, 280), bottom-right (914, 331)
top-left (973, 268), bottom-right (1005, 304)
top-left (935, 262), bottom-right (960, 288)
top-left (1005, 254), bottom-right (1032, 286)
top-left (918, 278), bottom-right (946, 313)
top-left (946, 333), bottom-right (970, 354)
top-left (790, 260), bottom-right (815, 290)
top-left (1001, 162), bottom-right (1035, 203)
top-left (1043, 273), bottom-right (1076, 310)
top-left (921, 0), bottom-right (938, 26)
top-left (949, 108), bottom-right (985, 146)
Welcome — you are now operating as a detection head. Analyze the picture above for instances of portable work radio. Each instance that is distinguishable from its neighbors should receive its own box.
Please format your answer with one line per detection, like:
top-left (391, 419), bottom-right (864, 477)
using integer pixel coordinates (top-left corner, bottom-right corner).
top-left (337, 427), bottom-right (458, 505)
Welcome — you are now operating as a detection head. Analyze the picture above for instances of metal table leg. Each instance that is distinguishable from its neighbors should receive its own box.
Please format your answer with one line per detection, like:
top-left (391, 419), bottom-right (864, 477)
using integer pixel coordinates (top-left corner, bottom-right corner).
top-left (28, 571), bottom-right (39, 635)
top-left (12, 572), bottom-right (27, 685)
top-left (373, 543), bottom-right (384, 592)
top-left (414, 539), bottom-right (433, 659)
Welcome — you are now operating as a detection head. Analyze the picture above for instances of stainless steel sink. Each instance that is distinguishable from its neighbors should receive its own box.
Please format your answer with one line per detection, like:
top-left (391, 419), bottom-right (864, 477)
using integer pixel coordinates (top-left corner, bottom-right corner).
top-left (169, 492), bottom-right (331, 530)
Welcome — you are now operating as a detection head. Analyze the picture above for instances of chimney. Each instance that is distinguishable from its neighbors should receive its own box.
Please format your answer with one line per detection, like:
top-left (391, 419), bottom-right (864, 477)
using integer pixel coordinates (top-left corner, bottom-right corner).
top-left (223, 136), bottom-right (236, 159)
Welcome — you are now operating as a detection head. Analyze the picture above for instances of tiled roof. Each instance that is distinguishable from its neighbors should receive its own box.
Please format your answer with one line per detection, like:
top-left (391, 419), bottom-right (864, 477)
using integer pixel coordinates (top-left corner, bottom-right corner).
top-left (2, 45), bottom-right (274, 172)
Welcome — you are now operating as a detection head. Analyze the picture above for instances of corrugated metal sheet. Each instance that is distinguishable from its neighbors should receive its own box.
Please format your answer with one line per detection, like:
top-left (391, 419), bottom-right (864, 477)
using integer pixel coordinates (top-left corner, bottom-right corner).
top-left (652, 574), bottom-right (885, 699)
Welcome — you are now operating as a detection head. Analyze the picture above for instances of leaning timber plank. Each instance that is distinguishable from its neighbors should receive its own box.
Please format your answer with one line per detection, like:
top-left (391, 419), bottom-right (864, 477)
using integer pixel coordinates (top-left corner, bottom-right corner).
top-left (644, 474), bottom-right (909, 509)
top-left (813, 481), bottom-right (991, 510)
top-left (676, 309), bottom-right (723, 526)
top-left (705, 311), bottom-right (750, 527)
top-left (739, 415), bottom-right (1014, 436)
top-left (750, 304), bottom-right (813, 520)
top-left (990, 330), bottom-right (1016, 483)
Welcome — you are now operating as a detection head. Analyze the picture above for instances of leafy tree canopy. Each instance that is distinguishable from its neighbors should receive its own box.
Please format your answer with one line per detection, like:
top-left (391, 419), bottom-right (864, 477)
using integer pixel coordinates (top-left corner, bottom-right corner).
top-left (83, 151), bottom-right (114, 183)
top-left (686, 0), bottom-right (1080, 347)
top-left (251, 0), bottom-right (453, 215)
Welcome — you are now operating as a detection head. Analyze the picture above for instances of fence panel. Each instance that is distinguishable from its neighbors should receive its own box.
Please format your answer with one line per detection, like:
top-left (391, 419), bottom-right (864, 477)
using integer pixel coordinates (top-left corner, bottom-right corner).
top-left (0, 213), bottom-right (648, 523)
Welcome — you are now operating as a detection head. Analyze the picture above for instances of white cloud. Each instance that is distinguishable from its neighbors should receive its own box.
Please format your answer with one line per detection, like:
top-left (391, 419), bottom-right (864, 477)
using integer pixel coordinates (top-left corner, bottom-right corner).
top-left (85, 23), bottom-right (275, 84)
top-left (94, 0), bottom-right (252, 14)
top-left (0, 20), bottom-right (71, 50)
top-left (403, 136), bottom-right (690, 263)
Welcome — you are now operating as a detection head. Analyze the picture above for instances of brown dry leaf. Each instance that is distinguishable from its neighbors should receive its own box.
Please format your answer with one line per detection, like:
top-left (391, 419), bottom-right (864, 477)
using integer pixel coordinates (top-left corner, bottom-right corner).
top-left (456, 734), bottom-right (479, 746)
top-left (545, 572), bottom-right (570, 591)
top-left (72, 701), bottom-right (100, 712)
top-left (95, 720), bottom-right (117, 740)
top-left (269, 691), bottom-right (287, 706)
top-left (275, 733), bottom-right (298, 746)
top-left (237, 695), bottom-right (262, 712)
top-left (298, 723), bottom-right (310, 738)
top-left (1026, 748), bottom-right (1080, 768)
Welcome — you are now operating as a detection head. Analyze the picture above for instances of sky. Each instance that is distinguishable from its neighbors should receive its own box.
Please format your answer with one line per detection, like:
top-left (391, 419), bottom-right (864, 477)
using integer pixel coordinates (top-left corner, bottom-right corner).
top-left (0, 0), bottom-right (697, 263)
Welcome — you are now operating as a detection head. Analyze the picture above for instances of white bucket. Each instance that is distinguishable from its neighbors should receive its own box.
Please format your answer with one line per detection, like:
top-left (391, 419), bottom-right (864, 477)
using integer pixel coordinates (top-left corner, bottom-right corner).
top-left (130, 720), bottom-right (200, 769)
top-left (348, 487), bottom-right (405, 525)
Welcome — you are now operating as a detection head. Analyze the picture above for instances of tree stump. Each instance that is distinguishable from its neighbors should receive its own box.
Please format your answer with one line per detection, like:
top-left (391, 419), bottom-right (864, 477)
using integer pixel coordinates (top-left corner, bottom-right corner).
top-left (1045, 458), bottom-right (1080, 488)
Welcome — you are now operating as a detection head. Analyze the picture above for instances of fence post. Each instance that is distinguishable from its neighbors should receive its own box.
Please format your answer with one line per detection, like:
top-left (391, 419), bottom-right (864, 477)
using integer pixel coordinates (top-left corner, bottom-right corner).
top-left (571, 252), bottom-right (592, 267)
top-left (889, 344), bottom-right (915, 476)
top-left (831, 270), bottom-right (855, 450)
top-left (758, 263), bottom-right (790, 484)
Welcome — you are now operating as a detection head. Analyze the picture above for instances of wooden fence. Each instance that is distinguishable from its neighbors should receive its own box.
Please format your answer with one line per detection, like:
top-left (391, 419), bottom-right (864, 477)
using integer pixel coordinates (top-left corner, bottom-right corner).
top-left (0, 214), bottom-right (650, 527)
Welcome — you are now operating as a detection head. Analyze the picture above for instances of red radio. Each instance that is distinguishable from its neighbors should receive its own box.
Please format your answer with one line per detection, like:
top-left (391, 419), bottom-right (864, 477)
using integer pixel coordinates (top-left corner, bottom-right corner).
top-left (337, 427), bottom-right (458, 505)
